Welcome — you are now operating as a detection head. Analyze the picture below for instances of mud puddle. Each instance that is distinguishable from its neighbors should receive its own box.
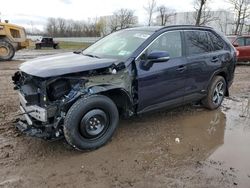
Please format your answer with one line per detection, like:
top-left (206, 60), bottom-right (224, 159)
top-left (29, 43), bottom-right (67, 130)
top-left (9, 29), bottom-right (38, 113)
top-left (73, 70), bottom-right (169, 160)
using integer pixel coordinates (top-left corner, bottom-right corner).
top-left (208, 97), bottom-right (250, 187)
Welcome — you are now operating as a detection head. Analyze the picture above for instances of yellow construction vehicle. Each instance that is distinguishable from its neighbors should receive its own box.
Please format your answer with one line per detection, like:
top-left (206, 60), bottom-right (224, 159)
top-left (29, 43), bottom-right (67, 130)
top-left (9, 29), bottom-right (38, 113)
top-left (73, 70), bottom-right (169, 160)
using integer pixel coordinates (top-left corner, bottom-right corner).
top-left (0, 20), bottom-right (29, 61)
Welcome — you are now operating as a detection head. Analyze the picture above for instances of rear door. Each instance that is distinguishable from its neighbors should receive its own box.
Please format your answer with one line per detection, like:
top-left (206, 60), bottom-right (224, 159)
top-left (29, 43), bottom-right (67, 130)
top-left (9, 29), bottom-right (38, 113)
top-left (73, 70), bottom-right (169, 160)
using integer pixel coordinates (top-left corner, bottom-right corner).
top-left (234, 37), bottom-right (248, 61)
top-left (183, 30), bottom-right (225, 102)
top-left (242, 37), bottom-right (250, 60)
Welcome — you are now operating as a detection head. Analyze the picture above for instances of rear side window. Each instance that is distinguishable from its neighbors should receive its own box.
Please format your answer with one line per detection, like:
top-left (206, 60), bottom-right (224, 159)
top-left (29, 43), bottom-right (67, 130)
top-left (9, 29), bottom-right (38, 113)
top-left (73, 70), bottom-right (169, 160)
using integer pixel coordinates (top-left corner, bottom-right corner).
top-left (235, 38), bottom-right (244, 46)
top-left (184, 30), bottom-right (212, 55)
top-left (208, 32), bottom-right (224, 51)
top-left (245, 38), bottom-right (250, 46)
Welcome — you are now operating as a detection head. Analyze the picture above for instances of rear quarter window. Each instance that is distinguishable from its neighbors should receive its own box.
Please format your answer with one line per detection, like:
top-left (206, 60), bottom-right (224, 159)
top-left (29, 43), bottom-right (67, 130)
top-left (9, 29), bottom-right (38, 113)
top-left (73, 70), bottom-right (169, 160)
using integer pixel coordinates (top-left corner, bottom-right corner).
top-left (208, 32), bottom-right (225, 51)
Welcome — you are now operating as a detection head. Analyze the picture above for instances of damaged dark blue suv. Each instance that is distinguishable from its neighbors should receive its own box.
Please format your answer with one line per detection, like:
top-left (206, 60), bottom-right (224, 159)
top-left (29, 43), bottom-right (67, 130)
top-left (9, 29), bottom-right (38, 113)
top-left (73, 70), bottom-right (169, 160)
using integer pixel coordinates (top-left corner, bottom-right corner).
top-left (13, 25), bottom-right (236, 150)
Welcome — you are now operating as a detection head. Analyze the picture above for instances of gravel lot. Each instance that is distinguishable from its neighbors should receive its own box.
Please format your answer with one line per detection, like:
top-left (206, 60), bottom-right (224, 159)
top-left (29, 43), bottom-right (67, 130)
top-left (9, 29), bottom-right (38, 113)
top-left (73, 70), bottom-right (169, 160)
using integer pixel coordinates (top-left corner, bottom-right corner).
top-left (0, 50), bottom-right (249, 188)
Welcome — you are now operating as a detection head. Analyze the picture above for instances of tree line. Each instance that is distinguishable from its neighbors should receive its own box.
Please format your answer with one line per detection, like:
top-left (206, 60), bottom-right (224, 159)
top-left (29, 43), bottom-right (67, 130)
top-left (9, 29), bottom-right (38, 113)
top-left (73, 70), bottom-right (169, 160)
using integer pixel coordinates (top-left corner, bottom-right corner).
top-left (26, 0), bottom-right (250, 37)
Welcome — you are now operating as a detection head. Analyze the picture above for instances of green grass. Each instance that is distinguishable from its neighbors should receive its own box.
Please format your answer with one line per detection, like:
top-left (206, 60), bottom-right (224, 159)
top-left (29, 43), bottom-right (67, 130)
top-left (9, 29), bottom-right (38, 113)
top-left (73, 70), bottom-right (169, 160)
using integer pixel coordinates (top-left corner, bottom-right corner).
top-left (58, 41), bottom-right (90, 50)
top-left (27, 41), bottom-right (91, 50)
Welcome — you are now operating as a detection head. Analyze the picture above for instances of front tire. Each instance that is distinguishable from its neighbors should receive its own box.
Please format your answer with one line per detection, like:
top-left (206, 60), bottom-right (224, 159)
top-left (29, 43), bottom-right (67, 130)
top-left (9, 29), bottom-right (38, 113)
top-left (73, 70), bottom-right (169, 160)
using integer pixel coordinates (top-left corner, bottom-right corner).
top-left (0, 39), bottom-right (15, 61)
top-left (64, 95), bottom-right (119, 150)
top-left (202, 76), bottom-right (226, 110)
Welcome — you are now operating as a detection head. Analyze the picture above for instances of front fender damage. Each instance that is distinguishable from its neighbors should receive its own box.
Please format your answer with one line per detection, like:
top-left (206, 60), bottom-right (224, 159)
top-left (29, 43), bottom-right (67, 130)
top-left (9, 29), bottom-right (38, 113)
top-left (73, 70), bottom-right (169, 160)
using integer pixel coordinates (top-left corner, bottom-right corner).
top-left (13, 62), bottom-right (136, 140)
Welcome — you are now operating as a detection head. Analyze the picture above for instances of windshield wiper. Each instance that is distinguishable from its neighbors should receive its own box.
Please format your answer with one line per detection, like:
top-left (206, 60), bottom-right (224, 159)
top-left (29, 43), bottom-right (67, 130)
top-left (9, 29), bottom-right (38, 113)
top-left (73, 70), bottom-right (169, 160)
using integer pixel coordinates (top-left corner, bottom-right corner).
top-left (73, 50), bottom-right (82, 54)
top-left (82, 53), bottom-right (100, 58)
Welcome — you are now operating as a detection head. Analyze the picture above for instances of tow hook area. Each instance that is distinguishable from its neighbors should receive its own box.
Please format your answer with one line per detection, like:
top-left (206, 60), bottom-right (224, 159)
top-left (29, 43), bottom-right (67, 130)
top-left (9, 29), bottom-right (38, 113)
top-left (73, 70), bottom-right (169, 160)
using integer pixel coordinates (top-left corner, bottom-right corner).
top-left (15, 117), bottom-right (64, 141)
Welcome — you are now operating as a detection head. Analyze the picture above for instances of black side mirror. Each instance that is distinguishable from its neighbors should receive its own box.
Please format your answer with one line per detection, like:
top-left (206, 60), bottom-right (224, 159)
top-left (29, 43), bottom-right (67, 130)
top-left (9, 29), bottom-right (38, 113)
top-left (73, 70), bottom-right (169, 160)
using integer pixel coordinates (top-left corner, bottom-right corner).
top-left (141, 51), bottom-right (170, 71)
top-left (147, 51), bottom-right (170, 63)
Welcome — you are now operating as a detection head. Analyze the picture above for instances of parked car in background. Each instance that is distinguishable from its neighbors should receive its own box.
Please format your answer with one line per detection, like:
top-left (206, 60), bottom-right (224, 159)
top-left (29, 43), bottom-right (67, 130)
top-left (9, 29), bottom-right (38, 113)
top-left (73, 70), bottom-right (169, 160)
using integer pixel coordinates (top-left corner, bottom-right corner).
top-left (35, 37), bottom-right (59, 49)
top-left (13, 25), bottom-right (236, 151)
top-left (227, 35), bottom-right (250, 62)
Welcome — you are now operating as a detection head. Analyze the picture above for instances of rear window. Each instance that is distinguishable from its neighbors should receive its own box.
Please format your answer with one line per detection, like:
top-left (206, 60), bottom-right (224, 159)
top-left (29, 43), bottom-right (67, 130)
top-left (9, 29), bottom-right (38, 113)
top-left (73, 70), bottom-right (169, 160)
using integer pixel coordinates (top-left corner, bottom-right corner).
top-left (245, 38), bottom-right (250, 46)
top-left (184, 30), bottom-right (212, 55)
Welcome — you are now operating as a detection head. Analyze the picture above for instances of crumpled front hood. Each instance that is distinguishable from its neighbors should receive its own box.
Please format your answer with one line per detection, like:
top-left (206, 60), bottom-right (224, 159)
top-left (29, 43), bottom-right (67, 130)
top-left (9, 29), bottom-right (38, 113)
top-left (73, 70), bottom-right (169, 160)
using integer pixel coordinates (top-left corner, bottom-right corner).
top-left (19, 52), bottom-right (117, 78)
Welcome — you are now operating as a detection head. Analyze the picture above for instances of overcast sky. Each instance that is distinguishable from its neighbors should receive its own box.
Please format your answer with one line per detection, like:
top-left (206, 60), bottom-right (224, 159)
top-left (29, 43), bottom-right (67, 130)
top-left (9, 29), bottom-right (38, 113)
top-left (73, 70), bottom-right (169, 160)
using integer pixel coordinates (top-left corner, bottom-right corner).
top-left (0, 0), bottom-right (231, 30)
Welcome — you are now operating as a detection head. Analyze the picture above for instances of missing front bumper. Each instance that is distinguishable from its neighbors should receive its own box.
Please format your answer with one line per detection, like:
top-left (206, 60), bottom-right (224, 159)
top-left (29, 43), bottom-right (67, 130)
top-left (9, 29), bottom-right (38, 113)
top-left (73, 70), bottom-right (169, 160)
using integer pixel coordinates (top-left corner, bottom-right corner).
top-left (15, 116), bottom-right (64, 141)
top-left (15, 119), bottom-right (51, 139)
top-left (18, 92), bottom-right (47, 122)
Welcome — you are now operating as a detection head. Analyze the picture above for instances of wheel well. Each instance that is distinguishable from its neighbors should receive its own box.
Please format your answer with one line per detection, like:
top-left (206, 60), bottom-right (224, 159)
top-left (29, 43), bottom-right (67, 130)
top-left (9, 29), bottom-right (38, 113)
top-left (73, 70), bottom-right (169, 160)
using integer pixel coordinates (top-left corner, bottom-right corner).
top-left (215, 71), bottom-right (229, 96)
top-left (100, 89), bottom-right (133, 117)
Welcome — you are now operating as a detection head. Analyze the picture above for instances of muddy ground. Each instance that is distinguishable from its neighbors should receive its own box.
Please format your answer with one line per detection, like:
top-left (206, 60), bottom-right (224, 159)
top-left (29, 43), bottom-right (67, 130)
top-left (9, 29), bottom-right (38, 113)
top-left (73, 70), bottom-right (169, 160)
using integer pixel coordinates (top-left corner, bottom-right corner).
top-left (0, 50), bottom-right (250, 188)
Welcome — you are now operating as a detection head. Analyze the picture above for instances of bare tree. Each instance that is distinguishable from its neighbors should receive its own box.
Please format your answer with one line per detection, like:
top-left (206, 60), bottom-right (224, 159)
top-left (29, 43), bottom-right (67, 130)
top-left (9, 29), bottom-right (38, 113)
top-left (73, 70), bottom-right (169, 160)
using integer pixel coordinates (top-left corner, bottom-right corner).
top-left (157, 5), bottom-right (176, 26)
top-left (194, 0), bottom-right (217, 26)
top-left (57, 18), bottom-right (67, 37)
top-left (144, 0), bottom-right (157, 26)
top-left (216, 10), bottom-right (232, 34)
top-left (110, 9), bottom-right (137, 32)
top-left (228, 0), bottom-right (250, 35)
top-left (46, 18), bottom-right (58, 37)
top-left (46, 17), bottom-right (103, 37)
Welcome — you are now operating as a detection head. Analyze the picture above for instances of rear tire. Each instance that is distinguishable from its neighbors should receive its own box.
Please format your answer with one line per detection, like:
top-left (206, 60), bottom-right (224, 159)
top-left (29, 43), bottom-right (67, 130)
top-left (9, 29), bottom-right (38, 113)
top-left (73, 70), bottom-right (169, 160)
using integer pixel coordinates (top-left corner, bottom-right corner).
top-left (202, 76), bottom-right (226, 110)
top-left (53, 44), bottom-right (59, 49)
top-left (64, 95), bottom-right (119, 151)
top-left (0, 39), bottom-right (15, 61)
top-left (35, 44), bottom-right (41, 49)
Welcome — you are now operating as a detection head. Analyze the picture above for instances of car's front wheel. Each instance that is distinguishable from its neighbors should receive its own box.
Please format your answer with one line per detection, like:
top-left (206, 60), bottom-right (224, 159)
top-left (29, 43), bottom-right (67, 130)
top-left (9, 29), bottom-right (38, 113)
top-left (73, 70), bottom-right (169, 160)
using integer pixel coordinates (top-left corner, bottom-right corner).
top-left (64, 95), bottom-right (119, 150)
top-left (202, 76), bottom-right (226, 110)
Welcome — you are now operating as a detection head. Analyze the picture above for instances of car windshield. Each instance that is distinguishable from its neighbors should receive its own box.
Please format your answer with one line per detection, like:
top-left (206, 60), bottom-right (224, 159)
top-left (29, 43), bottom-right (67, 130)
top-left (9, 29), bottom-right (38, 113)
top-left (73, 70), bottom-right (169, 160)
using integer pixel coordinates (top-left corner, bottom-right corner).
top-left (83, 30), bottom-right (153, 60)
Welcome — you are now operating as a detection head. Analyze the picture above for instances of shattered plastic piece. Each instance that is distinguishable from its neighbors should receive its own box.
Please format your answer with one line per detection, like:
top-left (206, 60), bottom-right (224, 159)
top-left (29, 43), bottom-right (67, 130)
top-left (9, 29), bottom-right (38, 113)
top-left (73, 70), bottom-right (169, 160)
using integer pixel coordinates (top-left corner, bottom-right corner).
top-left (175, 137), bottom-right (180, 143)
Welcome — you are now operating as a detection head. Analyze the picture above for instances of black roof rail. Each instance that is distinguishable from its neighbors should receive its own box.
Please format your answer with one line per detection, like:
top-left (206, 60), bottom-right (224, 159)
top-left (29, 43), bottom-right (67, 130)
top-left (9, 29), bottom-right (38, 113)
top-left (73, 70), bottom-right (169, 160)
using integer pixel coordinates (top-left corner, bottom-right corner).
top-left (156, 25), bottom-right (213, 31)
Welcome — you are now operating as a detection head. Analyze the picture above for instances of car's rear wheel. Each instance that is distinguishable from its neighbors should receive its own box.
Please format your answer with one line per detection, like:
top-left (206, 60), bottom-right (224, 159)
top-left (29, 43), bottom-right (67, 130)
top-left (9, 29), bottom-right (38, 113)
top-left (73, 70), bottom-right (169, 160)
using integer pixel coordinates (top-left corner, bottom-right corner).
top-left (64, 95), bottom-right (119, 150)
top-left (202, 76), bottom-right (226, 110)
top-left (53, 44), bottom-right (59, 49)
top-left (35, 44), bottom-right (41, 49)
top-left (0, 39), bottom-right (15, 61)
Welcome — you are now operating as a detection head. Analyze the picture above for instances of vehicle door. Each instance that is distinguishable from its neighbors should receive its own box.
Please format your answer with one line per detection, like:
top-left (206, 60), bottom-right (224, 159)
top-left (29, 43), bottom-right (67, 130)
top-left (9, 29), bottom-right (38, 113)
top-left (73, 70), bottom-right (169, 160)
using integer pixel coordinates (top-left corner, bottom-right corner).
top-left (242, 37), bottom-right (250, 60)
top-left (48, 38), bottom-right (53, 47)
top-left (233, 37), bottom-right (246, 61)
top-left (183, 30), bottom-right (229, 101)
top-left (41, 38), bottom-right (46, 47)
top-left (136, 30), bottom-right (188, 112)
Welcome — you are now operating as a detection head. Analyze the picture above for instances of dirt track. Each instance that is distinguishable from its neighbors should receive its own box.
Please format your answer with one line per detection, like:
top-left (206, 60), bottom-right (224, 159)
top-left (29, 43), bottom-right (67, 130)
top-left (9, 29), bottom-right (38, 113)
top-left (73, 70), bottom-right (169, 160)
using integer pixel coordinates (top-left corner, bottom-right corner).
top-left (0, 51), bottom-right (250, 188)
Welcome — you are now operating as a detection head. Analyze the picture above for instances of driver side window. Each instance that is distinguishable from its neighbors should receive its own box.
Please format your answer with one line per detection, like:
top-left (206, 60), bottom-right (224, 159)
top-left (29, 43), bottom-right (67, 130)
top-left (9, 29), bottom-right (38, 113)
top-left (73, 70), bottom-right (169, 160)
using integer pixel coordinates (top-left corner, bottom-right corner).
top-left (146, 31), bottom-right (182, 58)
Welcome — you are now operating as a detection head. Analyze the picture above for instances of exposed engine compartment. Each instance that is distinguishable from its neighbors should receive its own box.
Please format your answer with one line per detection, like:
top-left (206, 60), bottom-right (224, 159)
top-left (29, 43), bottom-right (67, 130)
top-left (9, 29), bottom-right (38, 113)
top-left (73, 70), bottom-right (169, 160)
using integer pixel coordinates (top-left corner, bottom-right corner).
top-left (12, 61), bottom-right (134, 140)
top-left (47, 79), bottom-right (71, 101)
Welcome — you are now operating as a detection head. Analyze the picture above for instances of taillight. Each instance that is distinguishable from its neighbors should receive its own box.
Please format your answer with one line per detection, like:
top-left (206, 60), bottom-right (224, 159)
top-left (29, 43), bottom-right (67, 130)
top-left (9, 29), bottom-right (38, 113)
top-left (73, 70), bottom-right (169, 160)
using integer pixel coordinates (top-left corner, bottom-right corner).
top-left (236, 50), bottom-right (239, 56)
